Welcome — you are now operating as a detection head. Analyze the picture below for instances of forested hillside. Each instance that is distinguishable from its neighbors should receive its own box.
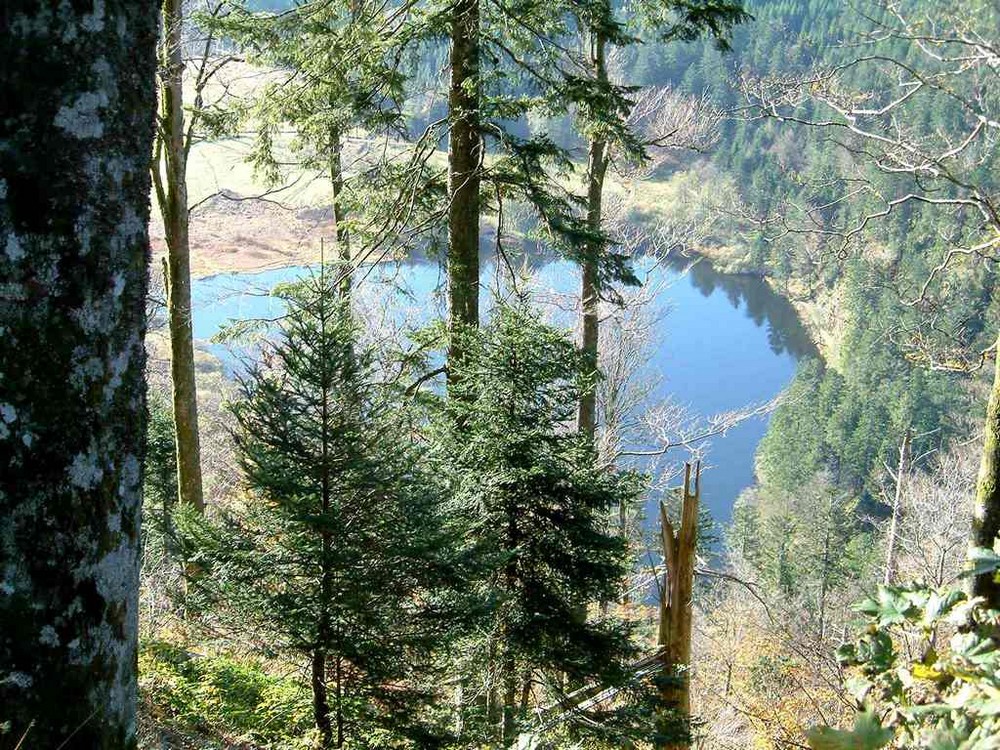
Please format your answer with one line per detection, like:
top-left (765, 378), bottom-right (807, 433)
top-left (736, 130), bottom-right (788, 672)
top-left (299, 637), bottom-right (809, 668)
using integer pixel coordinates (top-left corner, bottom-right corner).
top-left (634, 0), bottom-right (994, 510)
top-left (3, 1), bottom-right (1000, 749)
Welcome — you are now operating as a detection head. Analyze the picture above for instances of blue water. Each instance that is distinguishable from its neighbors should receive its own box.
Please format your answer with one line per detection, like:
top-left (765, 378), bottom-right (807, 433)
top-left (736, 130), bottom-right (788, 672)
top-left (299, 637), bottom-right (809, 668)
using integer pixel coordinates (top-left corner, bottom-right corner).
top-left (190, 256), bottom-right (813, 525)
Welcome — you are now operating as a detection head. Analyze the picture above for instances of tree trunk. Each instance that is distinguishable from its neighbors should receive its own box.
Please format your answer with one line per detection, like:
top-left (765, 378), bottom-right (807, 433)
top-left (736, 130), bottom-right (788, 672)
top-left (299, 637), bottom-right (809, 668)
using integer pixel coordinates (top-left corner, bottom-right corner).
top-left (446, 0), bottom-right (481, 381)
top-left (312, 649), bottom-right (334, 750)
top-left (330, 128), bottom-right (351, 299)
top-left (155, 0), bottom-right (205, 513)
top-left (500, 653), bottom-right (517, 747)
top-left (577, 29), bottom-right (608, 441)
top-left (335, 655), bottom-right (345, 748)
top-left (315, 289), bottom-right (337, 749)
top-left (656, 463), bottom-right (700, 749)
top-left (818, 525), bottom-right (831, 640)
top-left (971, 335), bottom-right (1000, 607)
top-left (0, 3), bottom-right (158, 747)
top-left (884, 428), bottom-right (911, 586)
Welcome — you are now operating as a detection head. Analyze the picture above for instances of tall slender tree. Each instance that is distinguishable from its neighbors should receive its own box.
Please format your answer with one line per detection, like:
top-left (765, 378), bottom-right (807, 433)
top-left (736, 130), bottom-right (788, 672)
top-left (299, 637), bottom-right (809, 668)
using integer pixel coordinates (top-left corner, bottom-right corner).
top-left (574, 0), bottom-right (750, 440)
top-left (446, 0), bottom-right (482, 369)
top-left (152, 0), bottom-right (205, 513)
top-left (212, 0), bottom-right (410, 300)
top-left (0, 2), bottom-right (159, 746)
top-left (410, 0), bottom-right (647, 386)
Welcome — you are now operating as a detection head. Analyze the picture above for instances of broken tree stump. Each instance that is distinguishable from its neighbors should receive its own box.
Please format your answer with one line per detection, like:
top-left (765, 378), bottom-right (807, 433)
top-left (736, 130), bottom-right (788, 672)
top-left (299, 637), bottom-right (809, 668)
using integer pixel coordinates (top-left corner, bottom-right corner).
top-left (656, 461), bottom-right (700, 749)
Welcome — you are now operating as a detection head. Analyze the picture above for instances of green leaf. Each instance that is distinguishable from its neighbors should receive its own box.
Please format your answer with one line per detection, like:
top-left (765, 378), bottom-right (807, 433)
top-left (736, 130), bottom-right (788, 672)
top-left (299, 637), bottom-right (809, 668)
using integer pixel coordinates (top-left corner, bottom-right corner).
top-left (923, 589), bottom-right (966, 626)
top-left (837, 642), bottom-right (858, 665)
top-left (845, 675), bottom-right (874, 704)
top-left (806, 712), bottom-right (894, 750)
top-left (961, 547), bottom-right (1000, 579)
top-left (859, 586), bottom-right (919, 627)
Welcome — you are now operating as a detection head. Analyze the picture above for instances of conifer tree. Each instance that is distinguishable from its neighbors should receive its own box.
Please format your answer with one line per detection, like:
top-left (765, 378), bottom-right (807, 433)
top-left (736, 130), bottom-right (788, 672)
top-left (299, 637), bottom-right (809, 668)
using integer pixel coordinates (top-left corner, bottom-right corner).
top-left (180, 271), bottom-right (459, 749)
top-left (572, 0), bottom-right (750, 439)
top-left (144, 393), bottom-right (180, 553)
top-left (434, 302), bottom-right (640, 745)
top-left (213, 0), bottom-right (409, 298)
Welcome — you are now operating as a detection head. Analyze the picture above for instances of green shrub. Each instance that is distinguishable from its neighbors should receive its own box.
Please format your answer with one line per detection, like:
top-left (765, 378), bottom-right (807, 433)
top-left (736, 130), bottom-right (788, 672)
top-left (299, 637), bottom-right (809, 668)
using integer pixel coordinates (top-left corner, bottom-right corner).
top-left (808, 552), bottom-right (1000, 749)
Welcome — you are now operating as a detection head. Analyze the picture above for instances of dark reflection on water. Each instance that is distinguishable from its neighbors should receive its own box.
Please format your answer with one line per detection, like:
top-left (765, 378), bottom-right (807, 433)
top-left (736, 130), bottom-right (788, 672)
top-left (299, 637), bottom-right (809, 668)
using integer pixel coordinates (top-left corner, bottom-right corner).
top-left (676, 257), bottom-right (817, 360)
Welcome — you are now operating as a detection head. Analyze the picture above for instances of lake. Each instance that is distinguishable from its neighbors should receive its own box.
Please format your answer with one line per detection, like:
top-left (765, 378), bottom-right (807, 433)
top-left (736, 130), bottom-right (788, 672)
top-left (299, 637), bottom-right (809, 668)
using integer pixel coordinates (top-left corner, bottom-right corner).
top-left (190, 254), bottom-right (814, 527)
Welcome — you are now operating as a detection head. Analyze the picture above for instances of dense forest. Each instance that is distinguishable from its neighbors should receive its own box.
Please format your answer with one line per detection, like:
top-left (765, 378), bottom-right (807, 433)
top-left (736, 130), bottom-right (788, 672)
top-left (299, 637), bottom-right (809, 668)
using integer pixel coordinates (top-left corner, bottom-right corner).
top-left (3, 0), bottom-right (1000, 749)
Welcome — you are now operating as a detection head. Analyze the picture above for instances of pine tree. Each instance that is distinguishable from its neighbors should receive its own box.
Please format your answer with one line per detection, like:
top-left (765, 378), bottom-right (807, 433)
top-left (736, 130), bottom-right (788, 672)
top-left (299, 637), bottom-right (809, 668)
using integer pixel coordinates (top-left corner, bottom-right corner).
top-left (728, 490), bottom-right (762, 568)
top-left (572, 0), bottom-right (751, 439)
top-left (144, 393), bottom-right (180, 554)
top-left (794, 475), bottom-right (858, 638)
top-left (180, 271), bottom-right (460, 749)
top-left (434, 301), bottom-right (639, 745)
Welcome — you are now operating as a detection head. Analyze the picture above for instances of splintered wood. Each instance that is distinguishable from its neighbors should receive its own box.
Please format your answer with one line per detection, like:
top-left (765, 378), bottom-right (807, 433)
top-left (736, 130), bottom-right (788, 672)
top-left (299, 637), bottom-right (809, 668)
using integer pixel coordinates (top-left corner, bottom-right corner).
top-left (657, 461), bottom-right (700, 748)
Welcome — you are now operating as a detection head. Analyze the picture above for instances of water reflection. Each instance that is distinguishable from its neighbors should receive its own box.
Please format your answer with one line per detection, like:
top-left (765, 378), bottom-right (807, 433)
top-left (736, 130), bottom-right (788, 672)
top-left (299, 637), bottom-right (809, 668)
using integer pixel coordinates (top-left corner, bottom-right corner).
top-left (677, 256), bottom-right (816, 360)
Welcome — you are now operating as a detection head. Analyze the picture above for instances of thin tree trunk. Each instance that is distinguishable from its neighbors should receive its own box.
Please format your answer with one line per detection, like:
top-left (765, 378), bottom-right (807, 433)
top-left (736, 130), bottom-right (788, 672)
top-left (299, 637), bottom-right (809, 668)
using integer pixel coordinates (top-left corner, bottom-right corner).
top-left (446, 0), bottom-right (481, 382)
top-left (501, 653), bottom-right (517, 746)
top-left (578, 29), bottom-right (608, 440)
top-left (330, 128), bottom-right (351, 299)
top-left (312, 649), bottom-right (334, 750)
top-left (336, 654), bottom-right (345, 748)
top-left (579, 258), bottom-right (601, 436)
top-left (884, 428), bottom-right (911, 586)
top-left (156, 0), bottom-right (205, 513)
top-left (485, 639), bottom-right (500, 727)
top-left (0, 3), bottom-right (159, 746)
top-left (971, 334), bottom-right (1000, 607)
top-left (519, 670), bottom-right (532, 710)
top-left (818, 525), bottom-right (831, 640)
top-left (313, 284), bottom-right (336, 749)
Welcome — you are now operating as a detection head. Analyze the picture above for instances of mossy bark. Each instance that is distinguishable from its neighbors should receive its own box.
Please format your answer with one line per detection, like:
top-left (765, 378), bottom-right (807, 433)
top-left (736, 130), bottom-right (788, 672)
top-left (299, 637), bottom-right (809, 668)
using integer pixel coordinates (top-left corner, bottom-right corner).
top-left (0, 3), bottom-right (158, 747)
top-left (156, 0), bottom-right (205, 514)
top-left (971, 336), bottom-right (1000, 607)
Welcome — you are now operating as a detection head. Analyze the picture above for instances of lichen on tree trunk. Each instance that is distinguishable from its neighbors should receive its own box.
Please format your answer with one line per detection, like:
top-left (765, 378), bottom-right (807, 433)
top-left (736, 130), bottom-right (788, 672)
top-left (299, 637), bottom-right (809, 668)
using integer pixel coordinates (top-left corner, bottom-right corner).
top-left (0, 3), bottom-right (158, 747)
top-left (971, 334), bottom-right (1000, 607)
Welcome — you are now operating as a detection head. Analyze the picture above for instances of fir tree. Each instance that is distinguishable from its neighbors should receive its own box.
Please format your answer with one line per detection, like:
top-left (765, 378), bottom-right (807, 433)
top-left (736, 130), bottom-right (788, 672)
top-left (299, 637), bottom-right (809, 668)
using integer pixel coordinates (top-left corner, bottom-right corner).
top-left (433, 301), bottom-right (640, 745)
top-left (571, 0), bottom-right (750, 438)
top-left (180, 270), bottom-right (460, 749)
top-left (211, 0), bottom-right (411, 296)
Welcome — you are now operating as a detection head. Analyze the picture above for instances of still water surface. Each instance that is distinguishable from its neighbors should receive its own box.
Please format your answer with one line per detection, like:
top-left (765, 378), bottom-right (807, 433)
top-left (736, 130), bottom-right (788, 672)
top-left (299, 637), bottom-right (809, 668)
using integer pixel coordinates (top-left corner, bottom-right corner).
top-left (190, 256), bottom-right (814, 526)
